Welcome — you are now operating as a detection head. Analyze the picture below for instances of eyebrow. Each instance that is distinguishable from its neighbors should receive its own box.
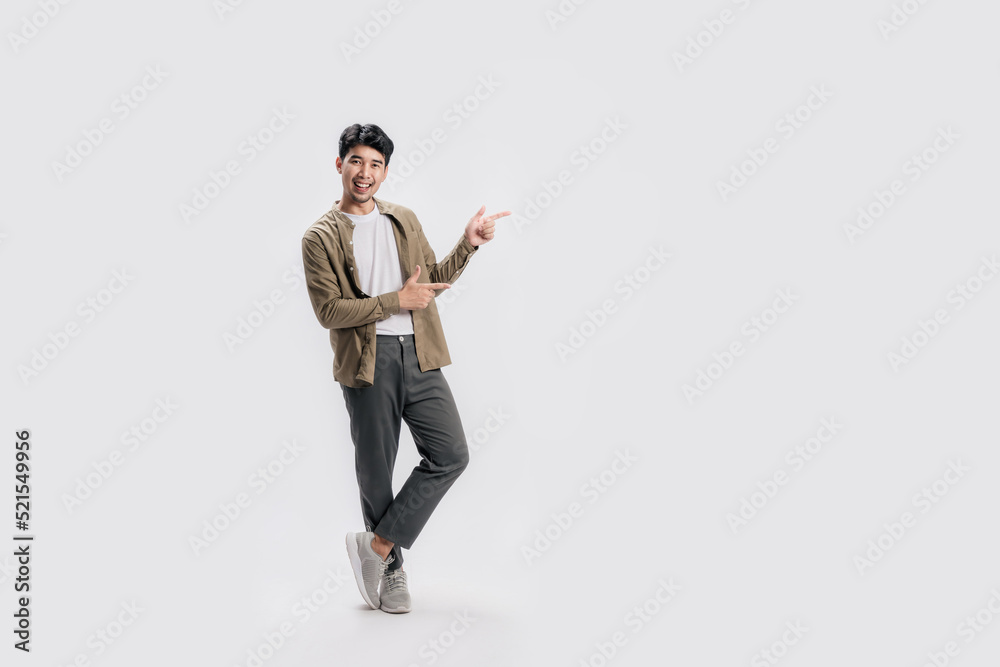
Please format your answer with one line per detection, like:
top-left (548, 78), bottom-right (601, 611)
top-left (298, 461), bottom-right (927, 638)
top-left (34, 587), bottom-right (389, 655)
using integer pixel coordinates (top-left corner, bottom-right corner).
top-left (348, 153), bottom-right (383, 166)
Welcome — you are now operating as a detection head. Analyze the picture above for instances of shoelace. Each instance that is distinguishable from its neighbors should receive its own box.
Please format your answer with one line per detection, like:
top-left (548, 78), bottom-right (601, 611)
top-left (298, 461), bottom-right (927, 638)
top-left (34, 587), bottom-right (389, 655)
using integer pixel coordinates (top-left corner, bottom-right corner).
top-left (383, 568), bottom-right (407, 593)
top-left (378, 553), bottom-right (395, 578)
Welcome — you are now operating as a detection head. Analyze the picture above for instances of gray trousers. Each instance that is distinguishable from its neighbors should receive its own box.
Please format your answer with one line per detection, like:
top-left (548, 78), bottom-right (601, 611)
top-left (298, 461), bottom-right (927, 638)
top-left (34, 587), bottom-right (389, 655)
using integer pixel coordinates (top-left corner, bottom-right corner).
top-left (340, 333), bottom-right (470, 572)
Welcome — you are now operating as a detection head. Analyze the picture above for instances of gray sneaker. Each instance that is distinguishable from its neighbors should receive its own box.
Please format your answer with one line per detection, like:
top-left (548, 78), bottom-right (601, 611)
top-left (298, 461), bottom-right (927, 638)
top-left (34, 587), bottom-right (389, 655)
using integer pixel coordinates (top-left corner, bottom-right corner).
top-left (345, 531), bottom-right (394, 609)
top-left (380, 567), bottom-right (411, 613)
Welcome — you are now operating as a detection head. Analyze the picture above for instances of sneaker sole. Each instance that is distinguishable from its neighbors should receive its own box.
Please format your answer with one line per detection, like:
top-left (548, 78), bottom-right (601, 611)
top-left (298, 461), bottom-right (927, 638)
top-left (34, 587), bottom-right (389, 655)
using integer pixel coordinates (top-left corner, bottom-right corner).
top-left (380, 602), bottom-right (411, 614)
top-left (345, 533), bottom-right (379, 610)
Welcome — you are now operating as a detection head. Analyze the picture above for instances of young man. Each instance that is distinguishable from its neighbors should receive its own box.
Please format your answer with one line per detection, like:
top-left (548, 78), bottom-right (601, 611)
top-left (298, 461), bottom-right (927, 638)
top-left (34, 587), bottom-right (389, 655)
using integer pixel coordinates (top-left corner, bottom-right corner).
top-left (301, 123), bottom-right (509, 613)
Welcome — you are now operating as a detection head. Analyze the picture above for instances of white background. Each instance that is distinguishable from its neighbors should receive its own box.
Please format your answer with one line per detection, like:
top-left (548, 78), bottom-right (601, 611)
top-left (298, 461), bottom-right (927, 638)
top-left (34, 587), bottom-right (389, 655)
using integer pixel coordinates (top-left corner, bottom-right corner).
top-left (2, 0), bottom-right (999, 665)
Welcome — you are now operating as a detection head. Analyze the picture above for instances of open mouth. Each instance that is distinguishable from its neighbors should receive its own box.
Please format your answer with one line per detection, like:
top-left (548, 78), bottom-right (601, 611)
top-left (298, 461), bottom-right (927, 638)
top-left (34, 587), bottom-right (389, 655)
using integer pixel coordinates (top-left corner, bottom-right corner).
top-left (353, 180), bottom-right (372, 193)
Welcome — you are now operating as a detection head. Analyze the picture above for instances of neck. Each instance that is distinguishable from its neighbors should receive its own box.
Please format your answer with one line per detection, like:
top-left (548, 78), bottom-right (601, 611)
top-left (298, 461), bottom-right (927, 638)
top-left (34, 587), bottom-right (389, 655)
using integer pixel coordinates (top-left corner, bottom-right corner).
top-left (337, 197), bottom-right (377, 216)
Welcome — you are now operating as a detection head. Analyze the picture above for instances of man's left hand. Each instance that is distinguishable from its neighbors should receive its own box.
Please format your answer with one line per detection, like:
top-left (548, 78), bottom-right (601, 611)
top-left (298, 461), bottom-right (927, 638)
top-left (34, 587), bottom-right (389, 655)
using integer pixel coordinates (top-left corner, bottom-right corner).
top-left (465, 205), bottom-right (511, 247)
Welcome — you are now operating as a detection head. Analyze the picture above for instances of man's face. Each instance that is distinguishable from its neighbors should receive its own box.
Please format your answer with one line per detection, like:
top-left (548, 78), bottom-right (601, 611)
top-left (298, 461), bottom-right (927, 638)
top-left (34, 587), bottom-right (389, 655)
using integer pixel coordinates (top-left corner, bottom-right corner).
top-left (336, 143), bottom-right (388, 211)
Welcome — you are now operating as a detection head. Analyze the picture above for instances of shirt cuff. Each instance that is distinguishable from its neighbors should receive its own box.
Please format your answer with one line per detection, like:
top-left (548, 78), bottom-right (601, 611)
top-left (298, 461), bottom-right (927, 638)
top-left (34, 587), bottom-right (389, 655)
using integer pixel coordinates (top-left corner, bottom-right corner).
top-left (459, 234), bottom-right (478, 254)
top-left (378, 290), bottom-right (401, 317)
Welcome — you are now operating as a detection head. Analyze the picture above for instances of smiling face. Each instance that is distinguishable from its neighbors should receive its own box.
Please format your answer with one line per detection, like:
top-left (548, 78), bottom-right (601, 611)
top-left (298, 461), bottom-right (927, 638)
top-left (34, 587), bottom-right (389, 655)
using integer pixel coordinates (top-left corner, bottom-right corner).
top-left (335, 143), bottom-right (388, 214)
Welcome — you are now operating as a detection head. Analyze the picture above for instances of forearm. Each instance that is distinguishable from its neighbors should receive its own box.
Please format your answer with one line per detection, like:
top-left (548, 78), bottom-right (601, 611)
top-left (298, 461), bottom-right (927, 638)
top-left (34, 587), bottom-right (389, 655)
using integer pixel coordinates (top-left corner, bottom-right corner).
top-left (311, 291), bottom-right (400, 329)
top-left (302, 236), bottom-right (401, 329)
top-left (427, 234), bottom-right (478, 295)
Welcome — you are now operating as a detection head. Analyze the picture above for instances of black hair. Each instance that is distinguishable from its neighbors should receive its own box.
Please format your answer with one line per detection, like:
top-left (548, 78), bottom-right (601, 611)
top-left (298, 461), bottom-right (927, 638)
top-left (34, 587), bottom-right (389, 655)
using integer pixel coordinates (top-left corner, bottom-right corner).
top-left (338, 123), bottom-right (394, 167)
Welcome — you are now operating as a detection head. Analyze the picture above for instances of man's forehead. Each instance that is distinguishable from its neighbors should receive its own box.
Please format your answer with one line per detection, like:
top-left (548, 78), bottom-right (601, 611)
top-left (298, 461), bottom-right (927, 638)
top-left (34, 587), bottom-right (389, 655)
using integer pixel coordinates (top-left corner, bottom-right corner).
top-left (346, 146), bottom-right (384, 162)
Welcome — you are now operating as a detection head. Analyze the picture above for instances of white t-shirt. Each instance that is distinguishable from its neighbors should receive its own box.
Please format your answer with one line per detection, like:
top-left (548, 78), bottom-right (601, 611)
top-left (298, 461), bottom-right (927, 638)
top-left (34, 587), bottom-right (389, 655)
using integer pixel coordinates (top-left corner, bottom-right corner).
top-left (342, 206), bottom-right (414, 335)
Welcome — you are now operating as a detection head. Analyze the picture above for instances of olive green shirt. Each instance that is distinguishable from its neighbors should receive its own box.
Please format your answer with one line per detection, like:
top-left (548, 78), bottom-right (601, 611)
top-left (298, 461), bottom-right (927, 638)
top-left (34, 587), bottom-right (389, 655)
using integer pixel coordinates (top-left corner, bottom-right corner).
top-left (301, 197), bottom-right (478, 387)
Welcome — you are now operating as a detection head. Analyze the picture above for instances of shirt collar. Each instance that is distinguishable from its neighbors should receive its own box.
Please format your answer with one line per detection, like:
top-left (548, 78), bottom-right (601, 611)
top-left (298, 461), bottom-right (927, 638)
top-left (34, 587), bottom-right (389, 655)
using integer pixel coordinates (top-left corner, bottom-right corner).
top-left (332, 196), bottom-right (395, 221)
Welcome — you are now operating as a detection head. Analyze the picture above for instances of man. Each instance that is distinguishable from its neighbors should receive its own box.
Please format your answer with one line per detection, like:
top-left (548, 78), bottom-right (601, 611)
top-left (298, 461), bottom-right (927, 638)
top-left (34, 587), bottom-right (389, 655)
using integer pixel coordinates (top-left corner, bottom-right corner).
top-left (301, 123), bottom-right (509, 614)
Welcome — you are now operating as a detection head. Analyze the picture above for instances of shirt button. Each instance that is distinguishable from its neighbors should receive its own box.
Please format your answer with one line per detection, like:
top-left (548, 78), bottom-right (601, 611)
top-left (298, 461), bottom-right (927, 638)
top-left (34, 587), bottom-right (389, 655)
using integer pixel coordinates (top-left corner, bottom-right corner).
top-left (349, 241), bottom-right (353, 244)
top-left (349, 267), bottom-right (353, 271)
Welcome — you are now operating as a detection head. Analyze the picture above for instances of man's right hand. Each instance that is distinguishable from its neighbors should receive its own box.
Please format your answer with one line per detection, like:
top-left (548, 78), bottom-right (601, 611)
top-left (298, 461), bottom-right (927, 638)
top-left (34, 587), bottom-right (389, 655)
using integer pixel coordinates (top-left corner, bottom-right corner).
top-left (397, 265), bottom-right (450, 310)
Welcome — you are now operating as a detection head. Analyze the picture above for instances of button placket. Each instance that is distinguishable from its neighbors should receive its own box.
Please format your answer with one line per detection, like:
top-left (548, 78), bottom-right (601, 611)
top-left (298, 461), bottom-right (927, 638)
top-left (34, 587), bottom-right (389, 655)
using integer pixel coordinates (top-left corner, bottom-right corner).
top-left (341, 219), bottom-right (362, 290)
